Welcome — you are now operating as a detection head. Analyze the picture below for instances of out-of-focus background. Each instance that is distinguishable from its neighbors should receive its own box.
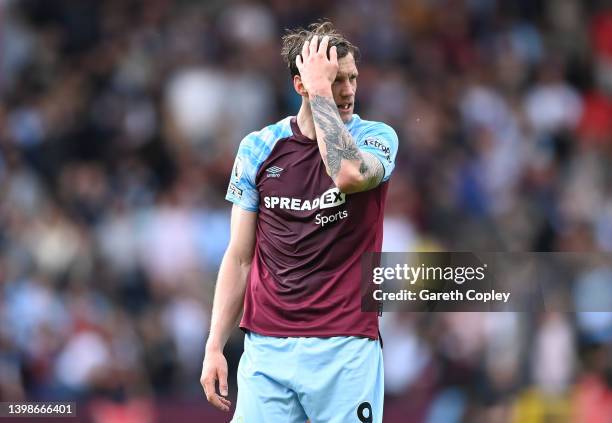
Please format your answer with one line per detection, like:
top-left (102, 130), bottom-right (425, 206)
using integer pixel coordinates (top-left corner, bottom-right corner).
top-left (1, 0), bottom-right (611, 421)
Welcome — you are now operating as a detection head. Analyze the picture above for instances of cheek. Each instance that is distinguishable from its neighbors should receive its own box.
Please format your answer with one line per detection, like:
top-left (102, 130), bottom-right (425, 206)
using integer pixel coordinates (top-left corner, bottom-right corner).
top-left (332, 84), bottom-right (343, 99)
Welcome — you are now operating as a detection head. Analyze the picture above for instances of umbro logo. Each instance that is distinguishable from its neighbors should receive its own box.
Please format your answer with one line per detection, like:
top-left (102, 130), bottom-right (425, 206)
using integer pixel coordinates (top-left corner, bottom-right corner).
top-left (266, 166), bottom-right (283, 178)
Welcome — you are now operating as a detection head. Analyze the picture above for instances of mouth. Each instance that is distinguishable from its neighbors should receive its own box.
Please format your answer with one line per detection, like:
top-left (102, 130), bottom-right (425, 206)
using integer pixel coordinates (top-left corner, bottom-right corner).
top-left (337, 102), bottom-right (353, 113)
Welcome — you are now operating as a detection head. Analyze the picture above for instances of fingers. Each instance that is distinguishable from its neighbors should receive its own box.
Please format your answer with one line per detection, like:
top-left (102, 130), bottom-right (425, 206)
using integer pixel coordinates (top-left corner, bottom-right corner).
top-left (218, 366), bottom-right (229, 397)
top-left (318, 35), bottom-right (329, 56)
top-left (202, 371), bottom-right (231, 412)
top-left (309, 35), bottom-right (318, 56)
top-left (296, 53), bottom-right (303, 71)
top-left (301, 38), bottom-right (309, 61)
top-left (297, 36), bottom-right (312, 71)
top-left (202, 375), bottom-right (215, 403)
top-left (329, 45), bottom-right (337, 64)
top-left (300, 35), bottom-right (333, 64)
top-left (210, 393), bottom-right (231, 412)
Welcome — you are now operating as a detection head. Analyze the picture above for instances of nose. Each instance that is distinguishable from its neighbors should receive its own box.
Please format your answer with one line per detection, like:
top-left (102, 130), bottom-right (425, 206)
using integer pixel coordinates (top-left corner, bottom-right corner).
top-left (340, 80), bottom-right (354, 97)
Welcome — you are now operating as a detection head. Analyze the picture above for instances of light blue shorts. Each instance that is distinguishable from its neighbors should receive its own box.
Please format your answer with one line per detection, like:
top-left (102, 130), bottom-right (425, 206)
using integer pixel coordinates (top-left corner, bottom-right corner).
top-left (232, 331), bottom-right (384, 423)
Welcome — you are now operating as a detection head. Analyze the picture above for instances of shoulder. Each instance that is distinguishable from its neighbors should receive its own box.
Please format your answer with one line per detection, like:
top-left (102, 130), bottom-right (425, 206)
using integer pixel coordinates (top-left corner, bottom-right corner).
top-left (236, 117), bottom-right (293, 173)
top-left (240, 117), bottom-right (293, 153)
top-left (348, 115), bottom-right (398, 140)
top-left (349, 115), bottom-right (398, 153)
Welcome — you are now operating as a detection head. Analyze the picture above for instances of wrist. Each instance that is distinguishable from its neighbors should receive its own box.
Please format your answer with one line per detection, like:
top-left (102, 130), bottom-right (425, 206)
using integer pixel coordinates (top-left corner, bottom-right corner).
top-left (205, 337), bottom-right (224, 353)
top-left (308, 85), bottom-right (333, 98)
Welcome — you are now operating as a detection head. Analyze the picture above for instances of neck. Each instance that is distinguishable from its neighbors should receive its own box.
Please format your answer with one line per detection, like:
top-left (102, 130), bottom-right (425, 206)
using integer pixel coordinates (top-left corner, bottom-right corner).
top-left (296, 99), bottom-right (317, 140)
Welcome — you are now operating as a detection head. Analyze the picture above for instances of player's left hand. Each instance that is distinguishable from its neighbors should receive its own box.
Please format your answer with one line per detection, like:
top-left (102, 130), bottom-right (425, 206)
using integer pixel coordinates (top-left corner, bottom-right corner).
top-left (296, 35), bottom-right (338, 96)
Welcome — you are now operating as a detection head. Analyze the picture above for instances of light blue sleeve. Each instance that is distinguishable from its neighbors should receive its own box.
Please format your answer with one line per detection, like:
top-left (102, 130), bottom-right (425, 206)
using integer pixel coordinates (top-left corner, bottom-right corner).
top-left (225, 134), bottom-right (260, 212)
top-left (356, 122), bottom-right (399, 182)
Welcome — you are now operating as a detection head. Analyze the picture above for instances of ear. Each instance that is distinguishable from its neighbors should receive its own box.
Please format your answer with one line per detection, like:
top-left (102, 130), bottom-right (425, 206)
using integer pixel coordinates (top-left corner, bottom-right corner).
top-left (293, 74), bottom-right (308, 97)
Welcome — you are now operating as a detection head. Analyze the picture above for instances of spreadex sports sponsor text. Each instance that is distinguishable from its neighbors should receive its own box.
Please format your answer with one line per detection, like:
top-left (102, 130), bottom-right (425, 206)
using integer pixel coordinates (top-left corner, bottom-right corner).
top-left (263, 187), bottom-right (348, 227)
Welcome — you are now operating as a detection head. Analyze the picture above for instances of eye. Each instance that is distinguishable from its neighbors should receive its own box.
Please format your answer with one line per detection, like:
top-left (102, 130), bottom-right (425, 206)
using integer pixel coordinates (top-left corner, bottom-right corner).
top-left (350, 75), bottom-right (357, 81)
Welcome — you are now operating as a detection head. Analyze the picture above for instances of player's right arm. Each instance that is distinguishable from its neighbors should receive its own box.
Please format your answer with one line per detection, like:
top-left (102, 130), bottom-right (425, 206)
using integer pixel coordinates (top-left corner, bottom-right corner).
top-left (201, 205), bottom-right (256, 412)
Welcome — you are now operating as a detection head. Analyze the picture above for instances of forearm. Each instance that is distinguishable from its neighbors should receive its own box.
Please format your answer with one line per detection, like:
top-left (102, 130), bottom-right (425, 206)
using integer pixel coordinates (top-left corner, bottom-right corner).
top-left (206, 251), bottom-right (250, 352)
top-left (309, 92), bottom-right (363, 179)
top-left (309, 92), bottom-right (383, 193)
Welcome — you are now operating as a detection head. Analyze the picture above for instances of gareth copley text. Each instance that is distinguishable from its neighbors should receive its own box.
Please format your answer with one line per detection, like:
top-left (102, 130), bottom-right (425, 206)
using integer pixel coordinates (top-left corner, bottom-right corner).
top-left (372, 289), bottom-right (511, 303)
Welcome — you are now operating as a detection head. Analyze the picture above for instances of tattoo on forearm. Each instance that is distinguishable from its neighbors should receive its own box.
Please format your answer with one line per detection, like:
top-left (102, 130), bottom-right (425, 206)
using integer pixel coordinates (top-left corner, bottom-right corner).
top-left (310, 95), bottom-right (384, 190)
top-left (310, 95), bottom-right (362, 177)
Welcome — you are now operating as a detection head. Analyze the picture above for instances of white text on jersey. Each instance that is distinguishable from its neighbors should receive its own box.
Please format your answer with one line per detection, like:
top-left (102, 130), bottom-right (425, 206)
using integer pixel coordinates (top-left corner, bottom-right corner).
top-left (263, 187), bottom-right (346, 211)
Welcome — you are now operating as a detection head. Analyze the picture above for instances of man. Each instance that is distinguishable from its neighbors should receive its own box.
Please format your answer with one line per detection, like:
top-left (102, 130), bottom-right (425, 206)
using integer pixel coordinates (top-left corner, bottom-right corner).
top-left (201, 21), bottom-right (398, 423)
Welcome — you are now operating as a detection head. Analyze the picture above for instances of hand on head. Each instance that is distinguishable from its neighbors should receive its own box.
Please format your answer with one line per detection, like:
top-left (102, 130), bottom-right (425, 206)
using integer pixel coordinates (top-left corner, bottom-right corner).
top-left (295, 35), bottom-right (339, 96)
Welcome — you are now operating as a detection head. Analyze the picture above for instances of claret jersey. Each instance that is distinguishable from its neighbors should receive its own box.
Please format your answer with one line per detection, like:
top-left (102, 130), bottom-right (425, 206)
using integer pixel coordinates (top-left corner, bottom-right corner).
top-left (226, 115), bottom-right (398, 339)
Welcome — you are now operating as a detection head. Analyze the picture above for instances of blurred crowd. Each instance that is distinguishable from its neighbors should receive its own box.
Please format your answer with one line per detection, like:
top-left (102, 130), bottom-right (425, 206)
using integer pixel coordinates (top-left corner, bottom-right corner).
top-left (1, 0), bottom-right (611, 421)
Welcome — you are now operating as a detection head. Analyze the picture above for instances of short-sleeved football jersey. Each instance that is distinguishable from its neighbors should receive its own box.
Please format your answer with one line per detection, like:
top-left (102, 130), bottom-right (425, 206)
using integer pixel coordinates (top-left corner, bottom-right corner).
top-left (226, 114), bottom-right (398, 339)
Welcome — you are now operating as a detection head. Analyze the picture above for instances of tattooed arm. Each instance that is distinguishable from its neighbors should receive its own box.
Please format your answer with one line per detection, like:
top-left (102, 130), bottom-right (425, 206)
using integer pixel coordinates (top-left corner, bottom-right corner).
top-left (295, 35), bottom-right (385, 193)
top-left (310, 95), bottom-right (384, 193)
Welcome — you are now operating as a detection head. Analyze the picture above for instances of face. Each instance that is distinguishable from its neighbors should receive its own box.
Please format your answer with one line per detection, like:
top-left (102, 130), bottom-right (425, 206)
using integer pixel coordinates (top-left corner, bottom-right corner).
top-left (332, 53), bottom-right (358, 122)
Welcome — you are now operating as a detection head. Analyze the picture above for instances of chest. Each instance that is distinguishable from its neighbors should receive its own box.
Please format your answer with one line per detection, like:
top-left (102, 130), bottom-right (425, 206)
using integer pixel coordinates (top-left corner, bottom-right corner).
top-left (256, 142), bottom-right (335, 200)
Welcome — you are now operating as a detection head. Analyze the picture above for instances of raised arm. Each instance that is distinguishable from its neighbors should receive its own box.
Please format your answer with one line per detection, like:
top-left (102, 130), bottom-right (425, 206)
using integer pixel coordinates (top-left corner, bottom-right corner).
top-left (310, 95), bottom-right (383, 193)
top-left (296, 35), bottom-right (384, 193)
top-left (201, 205), bottom-right (257, 412)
